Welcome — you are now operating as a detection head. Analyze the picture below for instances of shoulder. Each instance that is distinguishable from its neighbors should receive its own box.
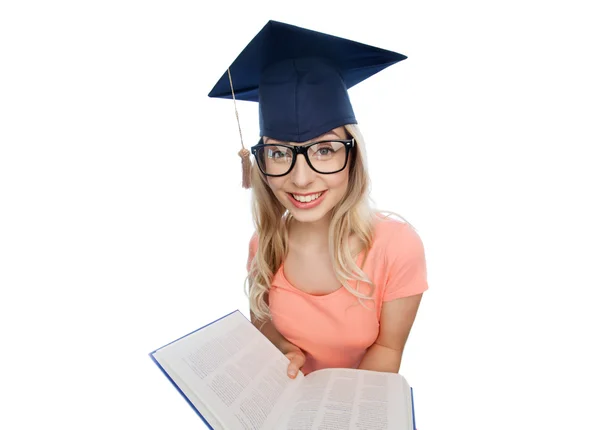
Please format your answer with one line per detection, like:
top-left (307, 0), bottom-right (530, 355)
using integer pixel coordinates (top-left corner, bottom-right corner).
top-left (371, 213), bottom-right (424, 256)
top-left (371, 214), bottom-right (429, 299)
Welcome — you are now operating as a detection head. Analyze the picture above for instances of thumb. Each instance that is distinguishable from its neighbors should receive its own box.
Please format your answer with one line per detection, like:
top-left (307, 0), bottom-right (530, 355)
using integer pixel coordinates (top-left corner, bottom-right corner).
top-left (285, 350), bottom-right (306, 379)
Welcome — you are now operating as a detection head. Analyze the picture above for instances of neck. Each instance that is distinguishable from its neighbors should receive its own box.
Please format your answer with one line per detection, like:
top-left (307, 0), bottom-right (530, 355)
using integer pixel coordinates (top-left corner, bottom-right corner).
top-left (288, 212), bottom-right (332, 251)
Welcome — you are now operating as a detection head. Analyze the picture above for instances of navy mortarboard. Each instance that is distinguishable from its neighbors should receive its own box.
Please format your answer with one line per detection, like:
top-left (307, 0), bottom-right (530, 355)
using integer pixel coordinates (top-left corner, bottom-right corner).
top-left (209, 20), bottom-right (406, 188)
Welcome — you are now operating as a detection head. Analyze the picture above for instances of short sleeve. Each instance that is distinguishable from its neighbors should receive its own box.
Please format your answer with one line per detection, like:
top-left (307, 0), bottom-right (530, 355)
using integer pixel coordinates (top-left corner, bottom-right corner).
top-left (247, 233), bottom-right (259, 273)
top-left (382, 222), bottom-right (429, 301)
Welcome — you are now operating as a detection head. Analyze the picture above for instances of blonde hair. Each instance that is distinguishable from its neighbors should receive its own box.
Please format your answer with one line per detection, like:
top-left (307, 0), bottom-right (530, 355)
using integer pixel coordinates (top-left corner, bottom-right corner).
top-left (245, 124), bottom-right (411, 322)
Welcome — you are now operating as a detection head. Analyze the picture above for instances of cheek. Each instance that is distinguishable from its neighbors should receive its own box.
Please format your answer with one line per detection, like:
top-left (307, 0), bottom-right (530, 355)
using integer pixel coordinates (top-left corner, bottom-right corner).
top-left (267, 176), bottom-right (286, 193)
top-left (325, 170), bottom-right (350, 190)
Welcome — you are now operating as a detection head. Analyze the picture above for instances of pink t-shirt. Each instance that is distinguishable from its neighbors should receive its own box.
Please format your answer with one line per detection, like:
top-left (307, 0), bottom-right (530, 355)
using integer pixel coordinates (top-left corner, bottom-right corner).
top-left (247, 217), bottom-right (428, 375)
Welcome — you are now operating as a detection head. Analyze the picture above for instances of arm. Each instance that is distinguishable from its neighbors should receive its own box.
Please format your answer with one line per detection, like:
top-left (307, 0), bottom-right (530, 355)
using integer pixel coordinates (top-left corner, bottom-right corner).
top-left (358, 293), bottom-right (423, 373)
top-left (359, 221), bottom-right (428, 373)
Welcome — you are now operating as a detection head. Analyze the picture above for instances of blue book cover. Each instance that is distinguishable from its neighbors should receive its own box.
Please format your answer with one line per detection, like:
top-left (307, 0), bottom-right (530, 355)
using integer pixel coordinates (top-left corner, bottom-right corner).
top-left (411, 387), bottom-right (416, 430)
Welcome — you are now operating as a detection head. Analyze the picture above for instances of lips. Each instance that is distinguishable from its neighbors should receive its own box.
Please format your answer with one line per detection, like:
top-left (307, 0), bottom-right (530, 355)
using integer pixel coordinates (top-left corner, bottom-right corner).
top-left (291, 192), bottom-right (323, 203)
top-left (286, 190), bottom-right (327, 209)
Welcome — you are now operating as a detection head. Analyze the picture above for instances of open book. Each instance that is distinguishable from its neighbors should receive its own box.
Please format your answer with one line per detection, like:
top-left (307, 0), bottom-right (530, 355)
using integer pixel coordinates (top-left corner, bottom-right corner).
top-left (149, 310), bottom-right (417, 430)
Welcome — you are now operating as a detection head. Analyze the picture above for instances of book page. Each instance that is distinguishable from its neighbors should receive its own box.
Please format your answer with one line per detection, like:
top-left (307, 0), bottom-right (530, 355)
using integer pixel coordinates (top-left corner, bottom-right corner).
top-left (153, 311), bottom-right (304, 429)
top-left (276, 368), bottom-right (413, 430)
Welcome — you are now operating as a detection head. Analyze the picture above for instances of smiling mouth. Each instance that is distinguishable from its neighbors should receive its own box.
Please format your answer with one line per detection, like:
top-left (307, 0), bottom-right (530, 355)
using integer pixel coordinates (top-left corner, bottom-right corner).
top-left (289, 192), bottom-right (324, 203)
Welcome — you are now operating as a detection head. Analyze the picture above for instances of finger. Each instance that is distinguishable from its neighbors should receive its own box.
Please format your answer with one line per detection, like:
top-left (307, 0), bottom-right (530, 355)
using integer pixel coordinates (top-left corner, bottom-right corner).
top-left (287, 362), bottom-right (299, 378)
top-left (285, 352), bottom-right (305, 378)
top-left (285, 351), bottom-right (305, 367)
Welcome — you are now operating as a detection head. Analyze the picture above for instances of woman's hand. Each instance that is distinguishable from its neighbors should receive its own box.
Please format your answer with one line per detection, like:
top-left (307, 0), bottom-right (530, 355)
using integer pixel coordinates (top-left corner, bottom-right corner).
top-left (284, 347), bottom-right (306, 379)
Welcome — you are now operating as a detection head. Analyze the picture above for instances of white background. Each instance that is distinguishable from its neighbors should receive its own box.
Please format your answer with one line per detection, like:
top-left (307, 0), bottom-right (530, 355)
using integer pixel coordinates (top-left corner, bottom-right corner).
top-left (1, 1), bottom-right (599, 429)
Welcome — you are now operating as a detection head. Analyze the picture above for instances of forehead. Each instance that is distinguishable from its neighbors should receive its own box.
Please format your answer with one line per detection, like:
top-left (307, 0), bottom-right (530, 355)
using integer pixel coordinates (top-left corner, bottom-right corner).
top-left (264, 127), bottom-right (347, 145)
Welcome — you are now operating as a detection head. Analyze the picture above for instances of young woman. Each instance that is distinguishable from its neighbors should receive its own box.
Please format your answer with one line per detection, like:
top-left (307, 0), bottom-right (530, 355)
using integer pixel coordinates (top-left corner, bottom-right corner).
top-left (209, 20), bottom-right (429, 379)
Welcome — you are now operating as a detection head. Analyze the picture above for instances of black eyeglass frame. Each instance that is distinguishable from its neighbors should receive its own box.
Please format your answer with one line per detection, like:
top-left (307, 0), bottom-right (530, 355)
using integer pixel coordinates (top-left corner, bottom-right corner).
top-left (250, 138), bottom-right (355, 177)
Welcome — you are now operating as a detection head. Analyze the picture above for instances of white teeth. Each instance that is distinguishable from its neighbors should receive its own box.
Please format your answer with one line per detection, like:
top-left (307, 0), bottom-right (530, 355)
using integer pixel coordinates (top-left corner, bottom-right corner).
top-left (292, 192), bottom-right (323, 203)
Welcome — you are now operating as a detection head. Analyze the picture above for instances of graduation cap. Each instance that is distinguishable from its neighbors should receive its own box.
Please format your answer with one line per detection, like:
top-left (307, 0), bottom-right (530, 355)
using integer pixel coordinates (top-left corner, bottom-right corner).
top-left (209, 20), bottom-right (407, 188)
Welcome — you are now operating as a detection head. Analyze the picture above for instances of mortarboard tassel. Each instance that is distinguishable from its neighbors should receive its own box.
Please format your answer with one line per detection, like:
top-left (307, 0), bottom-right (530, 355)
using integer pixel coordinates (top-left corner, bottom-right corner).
top-left (238, 147), bottom-right (251, 189)
top-left (228, 68), bottom-right (252, 189)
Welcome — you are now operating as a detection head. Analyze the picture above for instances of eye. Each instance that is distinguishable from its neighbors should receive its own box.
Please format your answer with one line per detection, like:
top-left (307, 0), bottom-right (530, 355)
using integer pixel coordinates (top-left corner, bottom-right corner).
top-left (268, 149), bottom-right (285, 158)
top-left (265, 145), bottom-right (292, 162)
top-left (309, 141), bottom-right (344, 159)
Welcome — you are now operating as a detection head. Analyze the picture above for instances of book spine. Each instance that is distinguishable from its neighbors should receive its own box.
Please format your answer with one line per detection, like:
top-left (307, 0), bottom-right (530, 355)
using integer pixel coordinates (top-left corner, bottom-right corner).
top-left (411, 387), bottom-right (416, 430)
top-left (149, 352), bottom-right (215, 430)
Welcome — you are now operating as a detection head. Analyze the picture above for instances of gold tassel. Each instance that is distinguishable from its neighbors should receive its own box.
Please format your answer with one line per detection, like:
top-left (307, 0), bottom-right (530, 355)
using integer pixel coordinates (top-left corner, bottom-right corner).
top-left (239, 148), bottom-right (251, 189)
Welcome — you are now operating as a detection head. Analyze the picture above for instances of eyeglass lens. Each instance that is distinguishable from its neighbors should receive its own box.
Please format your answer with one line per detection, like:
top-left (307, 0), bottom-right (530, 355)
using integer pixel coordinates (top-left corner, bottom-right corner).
top-left (255, 141), bottom-right (347, 175)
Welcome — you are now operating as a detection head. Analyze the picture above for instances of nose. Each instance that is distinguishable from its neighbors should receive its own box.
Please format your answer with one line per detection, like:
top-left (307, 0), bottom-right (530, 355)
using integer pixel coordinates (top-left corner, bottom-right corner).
top-left (289, 154), bottom-right (315, 187)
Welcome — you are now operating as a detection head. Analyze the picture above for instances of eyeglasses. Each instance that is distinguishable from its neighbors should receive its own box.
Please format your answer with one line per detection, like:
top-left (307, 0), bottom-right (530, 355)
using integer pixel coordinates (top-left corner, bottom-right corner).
top-left (251, 138), bottom-right (355, 177)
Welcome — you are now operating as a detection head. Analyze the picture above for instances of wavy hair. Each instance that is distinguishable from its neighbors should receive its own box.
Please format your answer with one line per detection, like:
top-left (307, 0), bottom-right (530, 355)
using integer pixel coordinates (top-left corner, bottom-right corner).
top-left (245, 124), bottom-right (411, 322)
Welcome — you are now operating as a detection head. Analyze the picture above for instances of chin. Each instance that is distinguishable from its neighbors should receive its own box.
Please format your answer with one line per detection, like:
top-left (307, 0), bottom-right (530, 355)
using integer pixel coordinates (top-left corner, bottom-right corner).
top-left (288, 206), bottom-right (331, 224)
